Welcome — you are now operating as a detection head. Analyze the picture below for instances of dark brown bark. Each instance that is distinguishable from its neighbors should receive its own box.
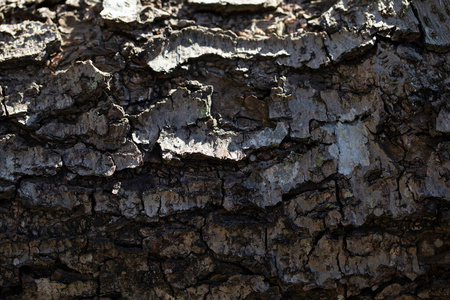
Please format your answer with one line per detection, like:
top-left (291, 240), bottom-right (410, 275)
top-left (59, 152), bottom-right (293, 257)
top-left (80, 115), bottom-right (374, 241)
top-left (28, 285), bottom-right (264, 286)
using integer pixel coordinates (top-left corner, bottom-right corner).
top-left (0, 0), bottom-right (449, 299)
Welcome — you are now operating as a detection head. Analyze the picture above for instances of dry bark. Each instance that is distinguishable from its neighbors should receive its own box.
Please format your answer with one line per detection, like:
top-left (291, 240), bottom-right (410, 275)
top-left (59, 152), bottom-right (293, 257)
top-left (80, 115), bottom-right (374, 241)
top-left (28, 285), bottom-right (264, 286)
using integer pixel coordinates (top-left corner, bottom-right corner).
top-left (0, 0), bottom-right (449, 299)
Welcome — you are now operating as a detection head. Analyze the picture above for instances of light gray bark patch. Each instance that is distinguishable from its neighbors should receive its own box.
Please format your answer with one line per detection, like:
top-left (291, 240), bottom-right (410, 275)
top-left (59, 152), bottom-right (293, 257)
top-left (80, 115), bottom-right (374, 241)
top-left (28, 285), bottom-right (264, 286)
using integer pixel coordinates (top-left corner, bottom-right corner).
top-left (242, 122), bottom-right (288, 150)
top-left (100, 0), bottom-right (171, 27)
top-left (3, 60), bottom-right (109, 127)
top-left (327, 122), bottom-right (370, 176)
top-left (324, 28), bottom-right (376, 62)
top-left (131, 83), bottom-right (213, 147)
top-left (436, 107), bottom-right (450, 133)
top-left (146, 27), bottom-right (329, 72)
top-left (321, 0), bottom-right (420, 41)
top-left (110, 140), bottom-right (143, 171)
top-left (61, 143), bottom-right (116, 177)
top-left (0, 21), bottom-right (61, 66)
top-left (0, 134), bottom-right (62, 182)
top-left (100, 0), bottom-right (140, 24)
top-left (411, 0), bottom-right (450, 51)
top-left (158, 128), bottom-right (245, 161)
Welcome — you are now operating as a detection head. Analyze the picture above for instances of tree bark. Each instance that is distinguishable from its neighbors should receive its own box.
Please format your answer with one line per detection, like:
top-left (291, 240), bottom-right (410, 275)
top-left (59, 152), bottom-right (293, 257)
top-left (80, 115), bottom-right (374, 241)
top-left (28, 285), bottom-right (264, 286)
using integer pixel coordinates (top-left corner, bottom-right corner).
top-left (0, 0), bottom-right (449, 299)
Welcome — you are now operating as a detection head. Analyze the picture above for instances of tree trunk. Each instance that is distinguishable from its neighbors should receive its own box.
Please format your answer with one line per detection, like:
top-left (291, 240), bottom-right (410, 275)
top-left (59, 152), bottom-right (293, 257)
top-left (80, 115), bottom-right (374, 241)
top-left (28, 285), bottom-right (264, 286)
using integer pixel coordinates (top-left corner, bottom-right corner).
top-left (0, 0), bottom-right (449, 298)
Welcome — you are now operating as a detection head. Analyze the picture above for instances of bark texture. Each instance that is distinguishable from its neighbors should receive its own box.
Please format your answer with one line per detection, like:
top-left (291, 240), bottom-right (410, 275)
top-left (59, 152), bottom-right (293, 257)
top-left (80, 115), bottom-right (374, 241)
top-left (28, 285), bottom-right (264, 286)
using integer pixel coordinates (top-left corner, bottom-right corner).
top-left (0, 0), bottom-right (449, 299)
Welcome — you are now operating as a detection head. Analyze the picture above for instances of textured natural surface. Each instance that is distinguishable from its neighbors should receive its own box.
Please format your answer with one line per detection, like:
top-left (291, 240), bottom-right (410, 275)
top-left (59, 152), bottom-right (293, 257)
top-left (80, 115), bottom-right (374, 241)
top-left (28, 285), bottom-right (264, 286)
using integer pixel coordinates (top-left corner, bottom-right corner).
top-left (0, 0), bottom-right (449, 299)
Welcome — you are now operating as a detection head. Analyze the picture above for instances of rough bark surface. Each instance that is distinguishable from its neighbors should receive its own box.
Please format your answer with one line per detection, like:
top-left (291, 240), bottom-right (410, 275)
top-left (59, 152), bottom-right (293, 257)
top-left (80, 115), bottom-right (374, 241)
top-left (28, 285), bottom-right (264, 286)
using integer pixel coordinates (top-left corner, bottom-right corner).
top-left (0, 0), bottom-right (449, 299)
